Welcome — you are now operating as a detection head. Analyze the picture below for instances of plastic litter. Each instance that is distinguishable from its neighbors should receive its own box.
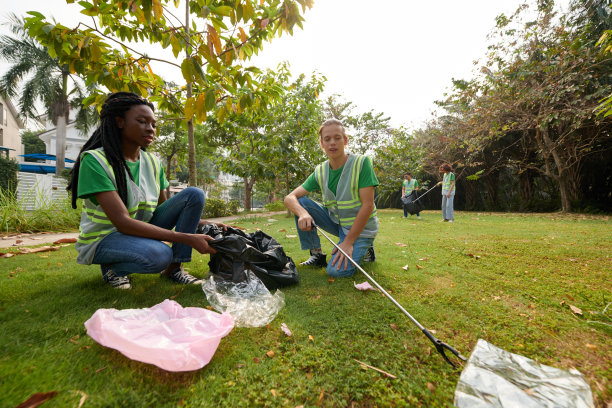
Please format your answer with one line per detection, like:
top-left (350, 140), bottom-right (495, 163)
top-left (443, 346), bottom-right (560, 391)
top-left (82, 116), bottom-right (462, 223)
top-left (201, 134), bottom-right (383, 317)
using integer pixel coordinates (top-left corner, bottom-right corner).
top-left (202, 270), bottom-right (285, 328)
top-left (401, 191), bottom-right (423, 215)
top-left (198, 224), bottom-right (299, 290)
top-left (280, 323), bottom-right (293, 337)
top-left (84, 299), bottom-right (234, 372)
top-left (454, 339), bottom-right (594, 408)
top-left (354, 281), bottom-right (377, 291)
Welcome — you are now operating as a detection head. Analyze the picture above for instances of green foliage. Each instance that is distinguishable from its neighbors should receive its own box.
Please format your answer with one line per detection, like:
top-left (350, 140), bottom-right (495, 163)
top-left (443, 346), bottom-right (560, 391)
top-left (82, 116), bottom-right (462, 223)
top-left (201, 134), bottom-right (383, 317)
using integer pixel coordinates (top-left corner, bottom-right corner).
top-left (0, 211), bottom-right (610, 406)
top-left (202, 197), bottom-right (239, 218)
top-left (0, 189), bottom-right (80, 233)
top-left (21, 130), bottom-right (45, 160)
top-left (0, 156), bottom-right (19, 195)
top-left (263, 200), bottom-right (285, 211)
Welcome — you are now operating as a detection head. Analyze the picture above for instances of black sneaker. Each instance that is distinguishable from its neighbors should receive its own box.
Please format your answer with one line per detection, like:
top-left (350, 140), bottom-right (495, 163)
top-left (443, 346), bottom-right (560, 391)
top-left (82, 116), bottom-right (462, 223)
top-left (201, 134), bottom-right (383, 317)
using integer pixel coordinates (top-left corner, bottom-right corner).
top-left (363, 246), bottom-right (376, 263)
top-left (166, 267), bottom-right (202, 285)
top-left (101, 266), bottom-right (131, 289)
top-left (300, 253), bottom-right (327, 267)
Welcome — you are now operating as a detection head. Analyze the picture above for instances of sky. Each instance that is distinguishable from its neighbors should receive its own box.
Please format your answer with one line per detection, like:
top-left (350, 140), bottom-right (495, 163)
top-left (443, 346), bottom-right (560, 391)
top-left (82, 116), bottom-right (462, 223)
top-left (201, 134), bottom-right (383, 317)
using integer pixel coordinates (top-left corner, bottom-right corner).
top-left (0, 0), bottom-right (570, 130)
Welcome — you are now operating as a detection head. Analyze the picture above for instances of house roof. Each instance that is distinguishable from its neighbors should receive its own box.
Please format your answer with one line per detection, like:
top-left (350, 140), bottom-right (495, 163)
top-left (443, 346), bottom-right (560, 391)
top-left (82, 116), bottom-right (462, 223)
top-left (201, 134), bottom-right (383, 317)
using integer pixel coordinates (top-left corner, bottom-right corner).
top-left (0, 96), bottom-right (25, 129)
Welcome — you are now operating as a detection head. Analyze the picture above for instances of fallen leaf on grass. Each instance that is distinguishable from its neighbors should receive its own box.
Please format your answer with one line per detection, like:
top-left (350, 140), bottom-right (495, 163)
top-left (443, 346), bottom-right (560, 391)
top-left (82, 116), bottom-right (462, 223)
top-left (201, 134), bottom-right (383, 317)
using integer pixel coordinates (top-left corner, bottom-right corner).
top-left (253, 357), bottom-right (260, 363)
top-left (95, 365), bottom-right (107, 373)
top-left (270, 389), bottom-right (277, 397)
top-left (415, 264), bottom-right (424, 270)
top-left (427, 382), bottom-right (435, 392)
top-left (560, 300), bottom-right (566, 306)
top-left (14, 391), bottom-right (58, 408)
top-left (328, 277), bottom-right (334, 283)
top-left (401, 264), bottom-right (409, 271)
top-left (394, 242), bottom-right (408, 247)
top-left (266, 350), bottom-right (275, 358)
top-left (280, 323), bottom-right (292, 337)
top-left (317, 389), bottom-right (325, 406)
top-left (308, 335), bottom-right (314, 342)
top-left (354, 281), bottom-right (376, 291)
top-left (389, 324), bottom-right (398, 331)
top-left (285, 235), bottom-right (297, 238)
top-left (15, 239), bottom-right (23, 244)
top-left (53, 238), bottom-right (77, 244)
top-left (277, 228), bottom-right (287, 232)
top-left (418, 257), bottom-right (429, 261)
top-left (569, 304), bottom-right (583, 315)
top-left (585, 343), bottom-right (597, 350)
top-left (0, 252), bottom-right (16, 258)
top-left (69, 335), bottom-right (80, 344)
top-left (71, 391), bottom-right (87, 408)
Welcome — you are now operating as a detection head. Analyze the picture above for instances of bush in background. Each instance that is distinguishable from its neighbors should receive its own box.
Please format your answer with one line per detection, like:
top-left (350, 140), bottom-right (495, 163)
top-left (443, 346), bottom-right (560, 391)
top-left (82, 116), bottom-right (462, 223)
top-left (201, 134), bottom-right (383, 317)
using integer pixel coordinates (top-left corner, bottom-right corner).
top-left (202, 198), bottom-right (240, 218)
top-left (0, 156), bottom-right (19, 196)
top-left (263, 200), bottom-right (285, 211)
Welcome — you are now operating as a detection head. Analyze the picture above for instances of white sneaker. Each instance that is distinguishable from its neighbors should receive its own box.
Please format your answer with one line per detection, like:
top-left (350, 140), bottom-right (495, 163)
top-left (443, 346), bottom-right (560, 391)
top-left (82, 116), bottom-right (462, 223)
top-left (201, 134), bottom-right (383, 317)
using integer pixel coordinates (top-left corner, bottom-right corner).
top-left (448, 220), bottom-right (454, 223)
top-left (417, 216), bottom-right (422, 219)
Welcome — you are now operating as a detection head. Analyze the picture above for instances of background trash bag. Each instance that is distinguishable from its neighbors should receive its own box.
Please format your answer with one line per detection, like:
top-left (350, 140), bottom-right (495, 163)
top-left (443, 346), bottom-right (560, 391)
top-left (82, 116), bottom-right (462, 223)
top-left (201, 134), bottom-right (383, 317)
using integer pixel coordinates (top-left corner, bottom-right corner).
top-left (401, 191), bottom-right (422, 215)
top-left (198, 224), bottom-right (299, 290)
top-left (454, 339), bottom-right (594, 408)
top-left (202, 270), bottom-right (285, 328)
top-left (84, 299), bottom-right (234, 372)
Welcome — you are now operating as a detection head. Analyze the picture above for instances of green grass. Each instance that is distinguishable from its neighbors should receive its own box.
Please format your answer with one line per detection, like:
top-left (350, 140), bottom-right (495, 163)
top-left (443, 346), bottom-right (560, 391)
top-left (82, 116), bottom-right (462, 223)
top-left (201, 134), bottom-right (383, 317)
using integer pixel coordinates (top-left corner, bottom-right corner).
top-left (1, 210), bottom-right (610, 407)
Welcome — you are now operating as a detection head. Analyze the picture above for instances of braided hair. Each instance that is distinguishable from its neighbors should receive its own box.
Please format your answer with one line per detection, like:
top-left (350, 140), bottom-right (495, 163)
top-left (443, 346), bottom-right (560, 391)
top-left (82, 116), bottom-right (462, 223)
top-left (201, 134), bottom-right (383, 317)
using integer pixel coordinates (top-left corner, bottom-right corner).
top-left (67, 92), bottom-right (155, 209)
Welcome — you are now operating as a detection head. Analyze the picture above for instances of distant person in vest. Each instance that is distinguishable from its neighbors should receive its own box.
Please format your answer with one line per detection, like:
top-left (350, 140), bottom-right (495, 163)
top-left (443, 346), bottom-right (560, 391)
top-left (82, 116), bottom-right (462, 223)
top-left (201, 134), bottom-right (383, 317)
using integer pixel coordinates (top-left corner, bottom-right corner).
top-left (401, 172), bottom-right (421, 219)
top-left (283, 118), bottom-right (379, 277)
top-left (67, 92), bottom-right (225, 289)
top-left (436, 163), bottom-right (455, 222)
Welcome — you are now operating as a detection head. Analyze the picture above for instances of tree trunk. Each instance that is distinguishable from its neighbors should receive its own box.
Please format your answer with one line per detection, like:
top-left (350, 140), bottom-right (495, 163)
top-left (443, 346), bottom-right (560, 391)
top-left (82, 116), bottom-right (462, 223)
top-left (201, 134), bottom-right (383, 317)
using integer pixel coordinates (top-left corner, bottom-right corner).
top-left (243, 176), bottom-right (255, 211)
top-left (185, 2), bottom-right (197, 187)
top-left (484, 170), bottom-right (499, 210)
top-left (518, 170), bottom-right (535, 211)
top-left (55, 115), bottom-right (66, 175)
top-left (463, 179), bottom-right (478, 210)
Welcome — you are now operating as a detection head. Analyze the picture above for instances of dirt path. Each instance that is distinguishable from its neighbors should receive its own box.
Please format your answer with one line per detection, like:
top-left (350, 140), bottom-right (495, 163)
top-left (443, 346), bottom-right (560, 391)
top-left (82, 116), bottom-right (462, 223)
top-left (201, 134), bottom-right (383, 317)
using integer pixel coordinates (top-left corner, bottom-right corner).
top-left (0, 211), bottom-right (286, 249)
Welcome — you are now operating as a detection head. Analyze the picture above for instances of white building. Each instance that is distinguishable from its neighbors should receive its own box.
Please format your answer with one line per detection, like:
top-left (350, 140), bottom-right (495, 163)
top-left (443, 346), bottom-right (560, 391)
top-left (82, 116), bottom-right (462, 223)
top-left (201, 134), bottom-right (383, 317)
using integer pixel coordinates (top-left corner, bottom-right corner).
top-left (37, 111), bottom-right (91, 163)
top-left (0, 95), bottom-right (25, 159)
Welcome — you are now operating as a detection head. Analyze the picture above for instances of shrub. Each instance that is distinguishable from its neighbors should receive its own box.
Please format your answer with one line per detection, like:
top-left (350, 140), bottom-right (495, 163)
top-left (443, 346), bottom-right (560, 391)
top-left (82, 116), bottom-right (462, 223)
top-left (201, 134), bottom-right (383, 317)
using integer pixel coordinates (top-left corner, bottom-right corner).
top-left (0, 156), bottom-right (19, 196)
top-left (202, 198), bottom-right (240, 218)
top-left (264, 200), bottom-right (286, 211)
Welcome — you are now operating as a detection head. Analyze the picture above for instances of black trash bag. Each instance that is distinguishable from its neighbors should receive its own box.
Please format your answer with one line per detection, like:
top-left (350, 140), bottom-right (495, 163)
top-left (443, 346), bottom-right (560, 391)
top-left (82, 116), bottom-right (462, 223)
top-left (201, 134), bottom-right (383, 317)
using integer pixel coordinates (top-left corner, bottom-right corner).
top-left (197, 224), bottom-right (299, 290)
top-left (401, 191), bottom-right (423, 215)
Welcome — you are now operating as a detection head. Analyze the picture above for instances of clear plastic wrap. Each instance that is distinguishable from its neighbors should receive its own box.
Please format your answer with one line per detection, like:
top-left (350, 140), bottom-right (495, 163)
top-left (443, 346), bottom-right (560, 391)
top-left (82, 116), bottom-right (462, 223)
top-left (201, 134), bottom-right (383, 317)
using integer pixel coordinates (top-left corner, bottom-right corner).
top-left (454, 339), bottom-right (594, 408)
top-left (202, 270), bottom-right (285, 328)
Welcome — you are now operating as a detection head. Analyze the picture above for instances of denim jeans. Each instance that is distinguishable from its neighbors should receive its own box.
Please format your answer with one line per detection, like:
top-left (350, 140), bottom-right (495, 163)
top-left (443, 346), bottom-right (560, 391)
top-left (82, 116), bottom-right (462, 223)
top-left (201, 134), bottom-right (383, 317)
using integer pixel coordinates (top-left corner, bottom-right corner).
top-left (442, 195), bottom-right (454, 221)
top-left (295, 196), bottom-right (375, 278)
top-left (92, 187), bottom-right (205, 276)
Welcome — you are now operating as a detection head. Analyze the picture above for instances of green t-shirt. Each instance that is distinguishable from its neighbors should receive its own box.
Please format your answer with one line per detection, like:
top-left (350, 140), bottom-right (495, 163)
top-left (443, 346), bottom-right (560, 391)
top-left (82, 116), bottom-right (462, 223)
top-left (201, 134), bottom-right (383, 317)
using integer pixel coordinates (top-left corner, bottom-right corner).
top-left (301, 156), bottom-right (379, 195)
top-left (77, 153), bottom-right (169, 205)
top-left (402, 179), bottom-right (419, 194)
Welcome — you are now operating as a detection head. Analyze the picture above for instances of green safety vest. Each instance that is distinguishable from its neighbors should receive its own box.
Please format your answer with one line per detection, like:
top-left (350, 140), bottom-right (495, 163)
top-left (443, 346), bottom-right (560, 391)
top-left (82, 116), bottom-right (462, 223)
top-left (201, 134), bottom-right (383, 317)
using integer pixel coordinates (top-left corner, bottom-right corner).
top-left (442, 172), bottom-right (455, 196)
top-left (75, 148), bottom-right (161, 264)
top-left (314, 154), bottom-right (378, 238)
top-left (403, 179), bottom-right (417, 196)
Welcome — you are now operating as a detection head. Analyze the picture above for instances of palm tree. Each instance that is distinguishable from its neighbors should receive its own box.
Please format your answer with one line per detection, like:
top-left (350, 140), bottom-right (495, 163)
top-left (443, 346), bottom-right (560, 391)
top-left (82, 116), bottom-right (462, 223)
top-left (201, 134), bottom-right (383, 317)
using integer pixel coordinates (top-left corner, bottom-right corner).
top-left (0, 14), bottom-right (95, 175)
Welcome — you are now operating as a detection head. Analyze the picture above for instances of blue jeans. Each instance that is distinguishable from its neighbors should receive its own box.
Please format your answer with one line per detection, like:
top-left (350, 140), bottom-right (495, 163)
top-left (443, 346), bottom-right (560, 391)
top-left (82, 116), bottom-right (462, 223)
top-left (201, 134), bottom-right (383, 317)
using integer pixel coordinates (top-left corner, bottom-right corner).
top-left (92, 187), bottom-right (205, 277)
top-left (295, 196), bottom-right (375, 278)
top-left (442, 195), bottom-right (454, 221)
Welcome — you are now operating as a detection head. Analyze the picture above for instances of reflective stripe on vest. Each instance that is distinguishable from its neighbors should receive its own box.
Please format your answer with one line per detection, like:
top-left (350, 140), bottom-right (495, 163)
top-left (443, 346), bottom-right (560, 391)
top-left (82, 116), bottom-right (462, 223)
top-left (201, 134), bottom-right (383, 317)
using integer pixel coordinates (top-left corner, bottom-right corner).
top-left (315, 154), bottom-right (378, 238)
top-left (404, 179), bottom-right (417, 195)
top-left (75, 148), bottom-right (161, 265)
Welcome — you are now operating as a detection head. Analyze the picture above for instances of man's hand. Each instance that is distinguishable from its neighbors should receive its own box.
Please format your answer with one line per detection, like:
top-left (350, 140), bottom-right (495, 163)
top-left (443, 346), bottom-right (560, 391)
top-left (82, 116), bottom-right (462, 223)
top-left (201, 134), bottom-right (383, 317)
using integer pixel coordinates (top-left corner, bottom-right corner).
top-left (297, 214), bottom-right (315, 231)
top-left (331, 241), bottom-right (353, 271)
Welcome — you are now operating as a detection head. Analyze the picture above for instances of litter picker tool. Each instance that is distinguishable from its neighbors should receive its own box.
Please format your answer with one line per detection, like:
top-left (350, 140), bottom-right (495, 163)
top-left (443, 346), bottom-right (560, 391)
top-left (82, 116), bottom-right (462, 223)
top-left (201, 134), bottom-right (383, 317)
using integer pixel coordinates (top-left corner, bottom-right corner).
top-left (410, 183), bottom-right (439, 204)
top-left (312, 222), bottom-right (467, 368)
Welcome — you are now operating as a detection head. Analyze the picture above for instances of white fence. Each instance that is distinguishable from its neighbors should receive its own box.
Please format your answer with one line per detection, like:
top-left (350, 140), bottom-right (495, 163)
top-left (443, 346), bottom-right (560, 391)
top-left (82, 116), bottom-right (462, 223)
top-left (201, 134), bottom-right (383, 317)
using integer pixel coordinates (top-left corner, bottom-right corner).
top-left (16, 172), bottom-right (69, 211)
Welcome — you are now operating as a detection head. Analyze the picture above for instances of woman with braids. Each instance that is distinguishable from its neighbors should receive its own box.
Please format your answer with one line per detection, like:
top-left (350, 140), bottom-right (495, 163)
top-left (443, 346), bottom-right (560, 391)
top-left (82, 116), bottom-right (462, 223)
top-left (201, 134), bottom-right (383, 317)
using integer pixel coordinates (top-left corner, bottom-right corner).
top-left (67, 92), bottom-right (224, 289)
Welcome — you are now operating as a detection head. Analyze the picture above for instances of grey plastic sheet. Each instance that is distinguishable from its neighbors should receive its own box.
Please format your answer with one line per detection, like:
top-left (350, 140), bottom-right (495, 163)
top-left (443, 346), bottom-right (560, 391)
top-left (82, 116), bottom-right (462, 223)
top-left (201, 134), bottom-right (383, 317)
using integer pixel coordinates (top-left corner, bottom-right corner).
top-left (454, 339), bottom-right (594, 408)
top-left (202, 270), bottom-right (285, 328)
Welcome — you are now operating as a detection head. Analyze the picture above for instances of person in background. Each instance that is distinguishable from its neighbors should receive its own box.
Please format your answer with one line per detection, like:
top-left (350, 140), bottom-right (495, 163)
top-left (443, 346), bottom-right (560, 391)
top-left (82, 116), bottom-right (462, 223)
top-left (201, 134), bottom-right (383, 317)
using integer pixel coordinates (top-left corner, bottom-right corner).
top-left (401, 172), bottom-right (421, 219)
top-left (283, 118), bottom-right (379, 277)
top-left (436, 163), bottom-right (455, 222)
top-left (67, 92), bottom-right (225, 289)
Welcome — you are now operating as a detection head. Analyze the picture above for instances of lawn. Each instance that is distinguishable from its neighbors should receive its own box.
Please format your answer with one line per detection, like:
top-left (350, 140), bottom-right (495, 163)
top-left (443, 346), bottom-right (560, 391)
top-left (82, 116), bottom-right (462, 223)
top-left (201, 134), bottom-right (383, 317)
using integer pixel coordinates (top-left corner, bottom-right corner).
top-left (1, 210), bottom-right (610, 407)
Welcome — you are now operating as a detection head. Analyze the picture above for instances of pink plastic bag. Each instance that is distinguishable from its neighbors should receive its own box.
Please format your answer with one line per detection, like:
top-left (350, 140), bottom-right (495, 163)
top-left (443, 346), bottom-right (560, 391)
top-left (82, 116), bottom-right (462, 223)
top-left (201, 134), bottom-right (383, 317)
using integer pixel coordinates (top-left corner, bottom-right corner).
top-left (84, 299), bottom-right (234, 372)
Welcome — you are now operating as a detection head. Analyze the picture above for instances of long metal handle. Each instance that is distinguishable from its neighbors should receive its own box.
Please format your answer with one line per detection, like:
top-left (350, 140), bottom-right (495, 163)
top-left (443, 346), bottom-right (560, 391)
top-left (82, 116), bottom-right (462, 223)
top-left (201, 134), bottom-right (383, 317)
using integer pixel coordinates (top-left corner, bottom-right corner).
top-left (312, 223), bottom-right (467, 368)
top-left (411, 184), bottom-right (438, 203)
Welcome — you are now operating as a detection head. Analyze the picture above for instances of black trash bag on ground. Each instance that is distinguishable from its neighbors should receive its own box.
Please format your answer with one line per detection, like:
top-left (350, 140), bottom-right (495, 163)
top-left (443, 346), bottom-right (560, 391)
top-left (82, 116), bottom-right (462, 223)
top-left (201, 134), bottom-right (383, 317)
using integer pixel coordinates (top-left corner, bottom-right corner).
top-left (401, 191), bottom-right (423, 215)
top-left (197, 224), bottom-right (299, 290)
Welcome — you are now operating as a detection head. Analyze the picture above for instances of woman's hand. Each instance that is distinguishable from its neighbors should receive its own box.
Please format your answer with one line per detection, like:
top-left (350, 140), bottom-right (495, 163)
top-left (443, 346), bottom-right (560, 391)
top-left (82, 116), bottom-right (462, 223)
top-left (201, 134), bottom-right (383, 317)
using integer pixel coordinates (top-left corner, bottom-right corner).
top-left (436, 181), bottom-right (442, 187)
top-left (188, 234), bottom-right (217, 254)
top-left (446, 192), bottom-right (451, 198)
